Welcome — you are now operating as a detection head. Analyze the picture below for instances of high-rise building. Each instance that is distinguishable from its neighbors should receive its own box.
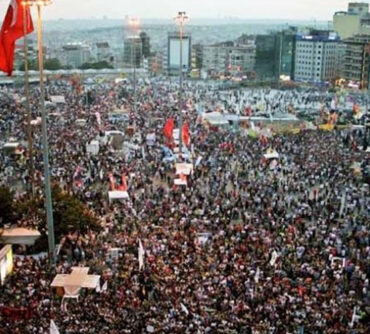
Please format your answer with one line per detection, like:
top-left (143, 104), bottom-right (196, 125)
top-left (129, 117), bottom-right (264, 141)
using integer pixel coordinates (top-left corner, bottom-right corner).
top-left (342, 34), bottom-right (370, 89)
top-left (294, 30), bottom-right (343, 83)
top-left (191, 44), bottom-right (204, 70)
top-left (167, 32), bottom-right (192, 76)
top-left (61, 44), bottom-right (91, 68)
top-left (140, 32), bottom-right (151, 58)
top-left (123, 36), bottom-right (143, 68)
top-left (334, 2), bottom-right (370, 39)
top-left (255, 27), bottom-right (297, 81)
top-left (202, 39), bottom-right (256, 76)
top-left (94, 42), bottom-right (113, 64)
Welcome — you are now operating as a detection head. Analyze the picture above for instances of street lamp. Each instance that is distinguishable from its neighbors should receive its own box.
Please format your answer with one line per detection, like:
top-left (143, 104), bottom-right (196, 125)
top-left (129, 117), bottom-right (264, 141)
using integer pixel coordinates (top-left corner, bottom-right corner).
top-left (22, 0), bottom-right (55, 264)
top-left (174, 11), bottom-right (188, 153)
top-left (128, 17), bottom-right (140, 127)
top-left (21, 2), bottom-right (35, 197)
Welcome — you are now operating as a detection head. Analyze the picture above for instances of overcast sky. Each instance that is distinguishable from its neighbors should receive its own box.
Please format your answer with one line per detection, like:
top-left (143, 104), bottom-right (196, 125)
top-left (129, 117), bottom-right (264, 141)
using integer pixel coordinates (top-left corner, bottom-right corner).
top-left (0, 0), bottom-right (356, 21)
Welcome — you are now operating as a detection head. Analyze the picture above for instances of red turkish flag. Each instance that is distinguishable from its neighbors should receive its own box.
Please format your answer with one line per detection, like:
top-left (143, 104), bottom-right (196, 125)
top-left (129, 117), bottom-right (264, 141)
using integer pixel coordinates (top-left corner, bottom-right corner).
top-left (0, 0), bottom-right (34, 76)
top-left (163, 118), bottom-right (174, 139)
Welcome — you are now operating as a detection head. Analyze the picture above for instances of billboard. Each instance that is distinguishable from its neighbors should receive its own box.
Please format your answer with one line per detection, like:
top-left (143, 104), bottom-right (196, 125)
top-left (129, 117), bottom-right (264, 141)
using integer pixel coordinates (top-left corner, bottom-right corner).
top-left (168, 35), bottom-right (191, 71)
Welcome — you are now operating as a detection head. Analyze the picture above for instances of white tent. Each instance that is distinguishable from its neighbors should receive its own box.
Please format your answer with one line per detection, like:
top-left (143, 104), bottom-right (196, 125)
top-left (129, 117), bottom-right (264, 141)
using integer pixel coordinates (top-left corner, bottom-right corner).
top-left (264, 151), bottom-right (279, 160)
top-left (86, 141), bottom-right (99, 155)
top-left (108, 191), bottom-right (129, 203)
top-left (50, 96), bottom-right (66, 104)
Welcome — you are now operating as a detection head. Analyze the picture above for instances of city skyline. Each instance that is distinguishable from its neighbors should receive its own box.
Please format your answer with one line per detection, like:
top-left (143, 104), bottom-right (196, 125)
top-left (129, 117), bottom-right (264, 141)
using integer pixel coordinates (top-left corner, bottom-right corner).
top-left (0, 0), bottom-right (355, 21)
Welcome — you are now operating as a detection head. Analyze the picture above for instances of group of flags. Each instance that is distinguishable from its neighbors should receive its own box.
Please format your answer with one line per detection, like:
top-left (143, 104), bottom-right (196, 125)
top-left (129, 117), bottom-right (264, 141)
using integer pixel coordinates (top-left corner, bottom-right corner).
top-left (0, 0), bottom-right (34, 76)
top-left (163, 118), bottom-right (191, 148)
top-left (108, 172), bottom-right (127, 191)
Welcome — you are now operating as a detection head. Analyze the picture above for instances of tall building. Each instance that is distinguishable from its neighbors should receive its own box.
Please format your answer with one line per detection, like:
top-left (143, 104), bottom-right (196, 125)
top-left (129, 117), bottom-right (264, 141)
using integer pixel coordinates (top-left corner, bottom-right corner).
top-left (202, 39), bottom-right (256, 76)
top-left (167, 32), bottom-right (192, 76)
top-left (343, 34), bottom-right (370, 88)
top-left (191, 44), bottom-right (204, 70)
top-left (123, 36), bottom-right (143, 67)
top-left (255, 27), bottom-right (297, 81)
top-left (61, 44), bottom-right (91, 68)
top-left (334, 2), bottom-right (370, 39)
top-left (94, 42), bottom-right (114, 64)
top-left (294, 30), bottom-right (343, 83)
top-left (140, 32), bottom-right (151, 58)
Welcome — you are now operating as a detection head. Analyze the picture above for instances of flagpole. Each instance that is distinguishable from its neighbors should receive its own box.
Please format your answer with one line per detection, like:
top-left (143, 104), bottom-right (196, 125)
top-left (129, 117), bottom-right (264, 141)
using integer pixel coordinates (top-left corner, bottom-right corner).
top-left (22, 3), bottom-right (35, 198)
top-left (175, 12), bottom-right (189, 154)
top-left (24, 0), bottom-right (55, 264)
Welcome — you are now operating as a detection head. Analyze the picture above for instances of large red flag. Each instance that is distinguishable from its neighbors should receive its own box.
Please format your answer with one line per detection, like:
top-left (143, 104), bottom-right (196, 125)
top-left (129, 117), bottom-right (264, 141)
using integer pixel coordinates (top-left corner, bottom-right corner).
top-left (182, 123), bottom-right (190, 147)
top-left (0, 0), bottom-right (34, 76)
top-left (163, 118), bottom-right (174, 139)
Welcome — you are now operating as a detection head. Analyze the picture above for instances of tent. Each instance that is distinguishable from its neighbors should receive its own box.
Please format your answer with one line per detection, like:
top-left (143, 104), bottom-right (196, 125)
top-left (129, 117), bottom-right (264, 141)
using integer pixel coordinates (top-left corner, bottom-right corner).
top-left (264, 150), bottom-right (280, 160)
top-left (108, 191), bottom-right (129, 203)
top-left (86, 141), bottom-right (99, 155)
top-left (50, 96), bottom-right (66, 104)
top-left (0, 228), bottom-right (41, 245)
top-left (51, 267), bottom-right (100, 301)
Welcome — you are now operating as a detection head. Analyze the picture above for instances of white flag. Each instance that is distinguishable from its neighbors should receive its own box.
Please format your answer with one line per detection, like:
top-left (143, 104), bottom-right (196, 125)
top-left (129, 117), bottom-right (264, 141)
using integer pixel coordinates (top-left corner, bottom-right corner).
top-left (50, 320), bottom-right (60, 334)
top-left (138, 239), bottom-right (145, 271)
top-left (181, 303), bottom-right (189, 315)
top-left (254, 267), bottom-right (260, 283)
top-left (270, 251), bottom-right (278, 266)
top-left (101, 281), bottom-right (108, 292)
top-left (96, 281), bottom-right (101, 293)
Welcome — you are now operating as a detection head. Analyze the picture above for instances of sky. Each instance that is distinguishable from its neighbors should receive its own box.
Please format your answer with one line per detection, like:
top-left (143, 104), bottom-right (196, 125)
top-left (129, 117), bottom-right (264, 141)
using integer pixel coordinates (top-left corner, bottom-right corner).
top-left (0, 0), bottom-right (358, 21)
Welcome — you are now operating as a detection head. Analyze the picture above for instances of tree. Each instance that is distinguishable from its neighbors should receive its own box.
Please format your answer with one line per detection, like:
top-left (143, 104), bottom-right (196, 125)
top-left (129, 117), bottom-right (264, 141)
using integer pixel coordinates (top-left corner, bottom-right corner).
top-left (17, 185), bottom-right (101, 253)
top-left (79, 61), bottom-right (113, 70)
top-left (18, 59), bottom-right (38, 71)
top-left (44, 58), bottom-right (63, 70)
top-left (0, 187), bottom-right (16, 228)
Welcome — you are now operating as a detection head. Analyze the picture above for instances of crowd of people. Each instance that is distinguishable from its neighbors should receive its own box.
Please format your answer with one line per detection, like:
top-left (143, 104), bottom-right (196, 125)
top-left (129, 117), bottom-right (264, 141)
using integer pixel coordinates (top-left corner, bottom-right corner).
top-left (0, 78), bottom-right (369, 333)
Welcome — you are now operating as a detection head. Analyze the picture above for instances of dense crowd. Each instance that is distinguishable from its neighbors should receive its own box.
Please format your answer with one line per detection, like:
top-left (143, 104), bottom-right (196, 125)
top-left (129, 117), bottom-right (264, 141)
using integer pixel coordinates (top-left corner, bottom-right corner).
top-left (0, 79), bottom-right (369, 333)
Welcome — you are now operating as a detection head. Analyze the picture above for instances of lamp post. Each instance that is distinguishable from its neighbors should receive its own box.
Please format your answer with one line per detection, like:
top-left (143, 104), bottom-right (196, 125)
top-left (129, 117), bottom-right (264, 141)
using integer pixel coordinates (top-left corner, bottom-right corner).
top-left (175, 11), bottom-right (188, 153)
top-left (128, 17), bottom-right (140, 127)
top-left (21, 3), bottom-right (35, 197)
top-left (22, 0), bottom-right (55, 264)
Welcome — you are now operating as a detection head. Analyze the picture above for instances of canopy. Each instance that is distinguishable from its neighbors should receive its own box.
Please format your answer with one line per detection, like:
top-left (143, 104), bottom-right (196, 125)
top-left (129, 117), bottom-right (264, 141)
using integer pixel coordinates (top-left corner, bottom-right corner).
top-left (50, 96), bottom-right (66, 104)
top-left (0, 228), bottom-right (41, 245)
top-left (86, 141), bottom-right (99, 155)
top-left (264, 151), bottom-right (280, 160)
top-left (108, 191), bottom-right (129, 203)
top-left (51, 267), bottom-right (100, 299)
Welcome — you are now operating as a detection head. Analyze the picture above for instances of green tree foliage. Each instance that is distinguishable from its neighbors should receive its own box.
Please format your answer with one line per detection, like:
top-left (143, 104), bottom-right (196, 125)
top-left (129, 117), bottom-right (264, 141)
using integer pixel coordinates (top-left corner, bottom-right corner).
top-left (79, 61), bottom-right (113, 70)
top-left (18, 59), bottom-right (38, 71)
top-left (17, 185), bottom-right (100, 253)
top-left (44, 58), bottom-right (64, 70)
top-left (0, 187), bottom-right (16, 228)
top-left (18, 58), bottom-right (66, 71)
